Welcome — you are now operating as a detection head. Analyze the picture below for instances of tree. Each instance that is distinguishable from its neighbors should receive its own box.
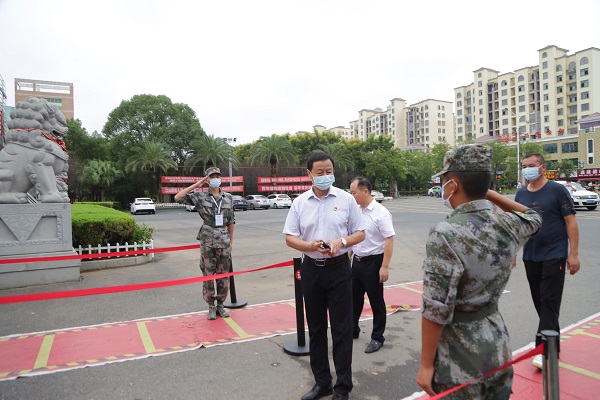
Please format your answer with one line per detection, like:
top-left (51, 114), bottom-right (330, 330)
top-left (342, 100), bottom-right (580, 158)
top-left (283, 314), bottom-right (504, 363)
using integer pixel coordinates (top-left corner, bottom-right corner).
top-left (102, 94), bottom-right (205, 165)
top-left (126, 141), bottom-right (178, 199)
top-left (82, 160), bottom-right (122, 201)
top-left (556, 159), bottom-right (577, 179)
top-left (185, 134), bottom-right (238, 173)
top-left (249, 134), bottom-right (298, 177)
top-left (317, 143), bottom-right (354, 173)
top-left (289, 131), bottom-right (342, 164)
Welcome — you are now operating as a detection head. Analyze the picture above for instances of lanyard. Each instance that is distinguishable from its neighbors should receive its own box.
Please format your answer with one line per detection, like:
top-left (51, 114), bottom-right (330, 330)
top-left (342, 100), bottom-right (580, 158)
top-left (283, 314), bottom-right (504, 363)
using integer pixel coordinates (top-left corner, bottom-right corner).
top-left (210, 195), bottom-right (223, 214)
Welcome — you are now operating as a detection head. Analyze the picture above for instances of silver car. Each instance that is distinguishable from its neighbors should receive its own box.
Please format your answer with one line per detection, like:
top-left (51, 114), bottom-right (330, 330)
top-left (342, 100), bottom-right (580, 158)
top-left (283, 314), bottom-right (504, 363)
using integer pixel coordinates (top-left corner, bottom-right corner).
top-left (245, 195), bottom-right (271, 210)
top-left (371, 190), bottom-right (384, 203)
top-left (267, 193), bottom-right (292, 209)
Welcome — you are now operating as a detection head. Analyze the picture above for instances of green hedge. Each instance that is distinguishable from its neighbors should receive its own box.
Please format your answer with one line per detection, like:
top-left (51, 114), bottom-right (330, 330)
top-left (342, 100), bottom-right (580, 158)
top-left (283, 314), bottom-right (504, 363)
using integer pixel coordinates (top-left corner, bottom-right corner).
top-left (75, 201), bottom-right (121, 210)
top-left (71, 204), bottom-right (135, 247)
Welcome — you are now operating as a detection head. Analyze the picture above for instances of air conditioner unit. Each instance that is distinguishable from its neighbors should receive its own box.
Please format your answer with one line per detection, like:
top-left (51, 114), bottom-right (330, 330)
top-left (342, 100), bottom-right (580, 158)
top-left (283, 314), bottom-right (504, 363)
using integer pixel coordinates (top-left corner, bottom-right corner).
top-left (577, 160), bottom-right (584, 168)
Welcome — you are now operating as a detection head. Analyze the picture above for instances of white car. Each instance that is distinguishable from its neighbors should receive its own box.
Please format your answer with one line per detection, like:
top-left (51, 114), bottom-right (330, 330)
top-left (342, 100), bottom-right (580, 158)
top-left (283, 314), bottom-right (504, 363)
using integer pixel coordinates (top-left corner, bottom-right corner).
top-left (371, 190), bottom-right (384, 203)
top-left (130, 198), bottom-right (156, 214)
top-left (185, 204), bottom-right (196, 212)
top-left (556, 181), bottom-right (598, 211)
top-left (267, 193), bottom-right (292, 209)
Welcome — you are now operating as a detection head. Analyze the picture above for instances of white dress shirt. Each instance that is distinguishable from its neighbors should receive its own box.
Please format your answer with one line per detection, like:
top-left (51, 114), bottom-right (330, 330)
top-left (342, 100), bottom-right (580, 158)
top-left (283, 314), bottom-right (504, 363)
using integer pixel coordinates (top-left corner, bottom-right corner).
top-left (352, 199), bottom-right (395, 257)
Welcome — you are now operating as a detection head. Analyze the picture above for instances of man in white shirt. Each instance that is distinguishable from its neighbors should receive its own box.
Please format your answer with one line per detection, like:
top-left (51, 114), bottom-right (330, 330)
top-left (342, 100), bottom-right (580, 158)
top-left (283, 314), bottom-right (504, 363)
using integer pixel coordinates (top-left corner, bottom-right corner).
top-left (283, 152), bottom-right (365, 400)
top-left (349, 177), bottom-right (395, 354)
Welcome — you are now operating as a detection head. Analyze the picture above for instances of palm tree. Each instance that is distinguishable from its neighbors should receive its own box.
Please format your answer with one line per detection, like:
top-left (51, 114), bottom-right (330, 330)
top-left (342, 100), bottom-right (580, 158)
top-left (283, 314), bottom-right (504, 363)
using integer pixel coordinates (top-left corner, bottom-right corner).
top-left (318, 143), bottom-right (354, 172)
top-left (82, 160), bottom-right (122, 201)
top-left (185, 135), bottom-right (238, 173)
top-left (126, 140), bottom-right (177, 199)
top-left (250, 134), bottom-right (298, 177)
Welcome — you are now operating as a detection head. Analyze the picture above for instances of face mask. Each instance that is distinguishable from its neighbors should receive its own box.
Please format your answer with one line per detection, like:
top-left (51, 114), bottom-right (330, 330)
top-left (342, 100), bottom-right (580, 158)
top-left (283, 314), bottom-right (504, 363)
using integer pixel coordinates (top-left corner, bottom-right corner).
top-left (312, 174), bottom-right (335, 191)
top-left (209, 178), bottom-right (221, 188)
top-left (441, 180), bottom-right (455, 210)
top-left (522, 167), bottom-right (542, 181)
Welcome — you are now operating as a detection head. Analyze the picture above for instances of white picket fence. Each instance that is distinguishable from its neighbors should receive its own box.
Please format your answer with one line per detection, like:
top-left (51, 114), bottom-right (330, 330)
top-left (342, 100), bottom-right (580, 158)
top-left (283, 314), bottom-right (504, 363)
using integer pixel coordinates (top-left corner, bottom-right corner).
top-left (155, 203), bottom-right (183, 208)
top-left (76, 240), bottom-right (154, 260)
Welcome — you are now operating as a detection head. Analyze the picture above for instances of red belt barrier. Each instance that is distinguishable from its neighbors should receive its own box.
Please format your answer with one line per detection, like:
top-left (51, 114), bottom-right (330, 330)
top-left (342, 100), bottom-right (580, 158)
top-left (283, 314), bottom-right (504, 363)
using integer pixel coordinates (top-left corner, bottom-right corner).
top-left (0, 260), bottom-right (294, 304)
top-left (0, 244), bottom-right (201, 265)
top-left (428, 344), bottom-right (544, 399)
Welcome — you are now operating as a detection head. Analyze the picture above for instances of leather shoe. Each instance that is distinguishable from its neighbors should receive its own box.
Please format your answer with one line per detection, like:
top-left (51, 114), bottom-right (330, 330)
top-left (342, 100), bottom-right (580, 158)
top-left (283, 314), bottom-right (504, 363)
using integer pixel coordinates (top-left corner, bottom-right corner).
top-left (365, 339), bottom-right (383, 353)
top-left (300, 384), bottom-right (333, 400)
top-left (332, 393), bottom-right (349, 400)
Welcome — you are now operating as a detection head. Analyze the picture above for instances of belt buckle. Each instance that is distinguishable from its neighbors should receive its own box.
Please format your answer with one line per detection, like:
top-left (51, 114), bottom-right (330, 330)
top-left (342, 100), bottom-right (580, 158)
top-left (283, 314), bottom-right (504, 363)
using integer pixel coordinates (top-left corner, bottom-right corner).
top-left (354, 256), bottom-right (362, 262)
top-left (315, 259), bottom-right (326, 267)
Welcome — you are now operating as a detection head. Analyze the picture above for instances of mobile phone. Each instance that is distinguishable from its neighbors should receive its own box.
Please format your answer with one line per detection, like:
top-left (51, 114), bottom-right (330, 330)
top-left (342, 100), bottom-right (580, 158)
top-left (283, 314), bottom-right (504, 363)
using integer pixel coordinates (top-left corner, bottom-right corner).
top-left (320, 241), bottom-right (331, 250)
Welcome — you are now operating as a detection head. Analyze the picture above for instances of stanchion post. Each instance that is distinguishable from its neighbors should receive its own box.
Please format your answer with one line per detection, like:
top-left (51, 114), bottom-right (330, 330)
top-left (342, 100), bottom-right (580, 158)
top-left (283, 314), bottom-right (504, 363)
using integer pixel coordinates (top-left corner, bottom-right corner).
top-left (541, 330), bottom-right (560, 400)
top-left (223, 256), bottom-right (248, 309)
top-left (283, 257), bottom-right (310, 356)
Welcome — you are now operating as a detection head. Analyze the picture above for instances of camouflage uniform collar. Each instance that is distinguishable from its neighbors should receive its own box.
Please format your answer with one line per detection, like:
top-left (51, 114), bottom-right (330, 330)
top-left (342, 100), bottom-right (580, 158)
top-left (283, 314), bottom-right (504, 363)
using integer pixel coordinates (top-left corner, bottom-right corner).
top-left (447, 199), bottom-right (491, 218)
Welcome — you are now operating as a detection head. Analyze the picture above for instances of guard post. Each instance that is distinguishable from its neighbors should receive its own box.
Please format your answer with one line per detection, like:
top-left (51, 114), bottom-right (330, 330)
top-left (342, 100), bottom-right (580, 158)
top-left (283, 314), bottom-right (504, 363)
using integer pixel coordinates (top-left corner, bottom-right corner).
top-left (223, 256), bottom-right (248, 309)
top-left (283, 257), bottom-right (310, 356)
top-left (541, 330), bottom-right (560, 400)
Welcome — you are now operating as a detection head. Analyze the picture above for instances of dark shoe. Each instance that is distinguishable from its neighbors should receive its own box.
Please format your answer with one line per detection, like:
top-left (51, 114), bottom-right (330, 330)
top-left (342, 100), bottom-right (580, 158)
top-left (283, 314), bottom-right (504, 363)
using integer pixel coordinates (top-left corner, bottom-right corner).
top-left (207, 306), bottom-right (217, 320)
top-left (332, 393), bottom-right (349, 400)
top-left (365, 339), bottom-right (383, 354)
top-left (353, 330), bottom-right (359, 339)
top-left (300, 384), bottom-right (333, 400)
top-left (216, 304), bottom-right (230, 318)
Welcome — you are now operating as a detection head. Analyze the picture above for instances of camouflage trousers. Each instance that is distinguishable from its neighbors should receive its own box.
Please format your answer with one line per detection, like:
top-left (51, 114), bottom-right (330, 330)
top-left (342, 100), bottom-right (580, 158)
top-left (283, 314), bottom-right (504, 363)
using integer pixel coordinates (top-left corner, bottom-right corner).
top-left (432, 370), bottom-right (512, 400)
top-left (199, 246), bottom-right (230, 305)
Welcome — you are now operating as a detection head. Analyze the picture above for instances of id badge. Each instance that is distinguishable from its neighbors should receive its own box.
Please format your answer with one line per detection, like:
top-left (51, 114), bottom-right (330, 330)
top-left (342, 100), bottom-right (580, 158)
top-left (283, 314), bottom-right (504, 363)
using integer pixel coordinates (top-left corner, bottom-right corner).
top-left (215, 214), bottom-right (224, 227)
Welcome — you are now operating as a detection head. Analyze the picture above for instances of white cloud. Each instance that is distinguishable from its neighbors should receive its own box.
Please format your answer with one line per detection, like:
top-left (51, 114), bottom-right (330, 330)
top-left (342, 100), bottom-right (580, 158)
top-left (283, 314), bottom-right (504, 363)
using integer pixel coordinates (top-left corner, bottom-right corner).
top-left (1, 0), bottom-right (599, 144)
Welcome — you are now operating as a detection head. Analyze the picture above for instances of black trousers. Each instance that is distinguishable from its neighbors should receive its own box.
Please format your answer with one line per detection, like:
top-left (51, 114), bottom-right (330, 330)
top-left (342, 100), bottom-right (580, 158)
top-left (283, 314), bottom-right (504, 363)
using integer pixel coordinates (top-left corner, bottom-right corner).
top-left (301, 257), bottom-right (353, 395)
top-left (352, 254), bottom-right (386, 342)
top-left (525, 258), bottom-right (566, 352)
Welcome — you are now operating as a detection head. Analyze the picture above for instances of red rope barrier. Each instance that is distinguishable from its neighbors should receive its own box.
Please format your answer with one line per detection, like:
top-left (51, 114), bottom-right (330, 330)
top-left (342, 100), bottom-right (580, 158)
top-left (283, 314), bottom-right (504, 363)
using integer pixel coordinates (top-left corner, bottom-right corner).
top-left (0, 260), bottom-right (294, 304)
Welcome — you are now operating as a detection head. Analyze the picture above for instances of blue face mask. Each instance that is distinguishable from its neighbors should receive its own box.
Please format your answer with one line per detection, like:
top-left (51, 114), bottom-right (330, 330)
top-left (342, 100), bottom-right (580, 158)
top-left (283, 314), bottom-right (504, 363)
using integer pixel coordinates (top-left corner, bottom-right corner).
top-left (522, 166), bottom-right (542, 181)
top-left (441, 179), bottom-right (455, 210)
top-left (312, 174), bottom-right (335, 191)
top-left (209, 178), bottom-right (221, 188)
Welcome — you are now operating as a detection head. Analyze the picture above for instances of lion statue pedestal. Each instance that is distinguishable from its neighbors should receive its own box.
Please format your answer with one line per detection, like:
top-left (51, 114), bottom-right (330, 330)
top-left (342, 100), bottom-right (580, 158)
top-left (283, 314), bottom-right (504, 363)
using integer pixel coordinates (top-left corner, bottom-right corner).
top-left (0, 97), bottom-right (80, 288)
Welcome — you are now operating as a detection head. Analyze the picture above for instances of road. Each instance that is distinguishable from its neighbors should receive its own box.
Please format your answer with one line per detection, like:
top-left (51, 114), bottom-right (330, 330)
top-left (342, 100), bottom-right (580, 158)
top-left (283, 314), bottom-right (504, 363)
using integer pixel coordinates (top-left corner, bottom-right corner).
top-left (0, 196), bottom-right (598, 399)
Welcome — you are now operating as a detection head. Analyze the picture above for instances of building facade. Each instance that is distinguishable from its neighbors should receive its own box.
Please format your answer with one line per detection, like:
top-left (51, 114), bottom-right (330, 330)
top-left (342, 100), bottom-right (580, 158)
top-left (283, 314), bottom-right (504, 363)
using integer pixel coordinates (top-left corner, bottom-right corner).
top-left (14, 78), bottom-right (74, 120)
top-left (455, 45), bottom-right (599, 143)
top-left (405, 99), bottom-right (455, 149)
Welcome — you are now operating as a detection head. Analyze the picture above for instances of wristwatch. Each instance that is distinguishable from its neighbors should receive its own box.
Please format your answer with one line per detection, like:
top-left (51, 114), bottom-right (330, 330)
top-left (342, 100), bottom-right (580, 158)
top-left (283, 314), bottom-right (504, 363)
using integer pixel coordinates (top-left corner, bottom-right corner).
top-left (340, 238), bottom-right (347, 247)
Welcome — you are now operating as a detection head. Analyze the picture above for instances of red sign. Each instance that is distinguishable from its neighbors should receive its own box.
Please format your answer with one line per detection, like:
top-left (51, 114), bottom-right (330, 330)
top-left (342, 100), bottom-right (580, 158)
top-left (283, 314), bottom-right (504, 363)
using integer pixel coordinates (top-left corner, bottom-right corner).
top-left (257, 176), bottom-right (311, 183)
top-left (258, 185), bottom-right (311, 192)
top-left (577, 168), bottom-right (600, 177)
top-left (162, 176), bottom-right (244, 183)
top-left (161, 185), bottom-right (244, 194)
top-left (295, 270), bottom-right (301, 281)
top-left (544, 170), bottom-right (558, 179)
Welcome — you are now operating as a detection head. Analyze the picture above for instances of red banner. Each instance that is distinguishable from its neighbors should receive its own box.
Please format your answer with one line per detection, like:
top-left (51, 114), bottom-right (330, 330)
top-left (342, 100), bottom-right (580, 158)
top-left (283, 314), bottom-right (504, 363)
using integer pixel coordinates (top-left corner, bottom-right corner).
top-left (161, 176), bottom-right (243, 183)
top-left (577, 168), bottom-right (600, 177)
top-left (258, 185), bottom-right (311, 192)
top-left (257, 176), bottom-right (311, 183)
top-left (162, 185), bottom-right (244, 194)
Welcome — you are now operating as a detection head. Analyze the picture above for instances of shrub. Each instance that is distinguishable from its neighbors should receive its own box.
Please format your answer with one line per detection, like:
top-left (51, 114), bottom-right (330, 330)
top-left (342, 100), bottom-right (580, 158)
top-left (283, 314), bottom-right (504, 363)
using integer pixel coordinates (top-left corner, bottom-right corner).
top-left (132, 223), bottom-right (155, 244)
top-left (72, 204), bottom-right (137, 247)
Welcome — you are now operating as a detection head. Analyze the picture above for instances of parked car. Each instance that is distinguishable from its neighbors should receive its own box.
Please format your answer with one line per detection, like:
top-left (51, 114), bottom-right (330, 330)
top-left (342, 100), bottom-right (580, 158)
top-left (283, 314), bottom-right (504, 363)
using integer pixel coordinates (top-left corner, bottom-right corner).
top-left (371, 190), bottom-right (384, 203)
top-left (130, 198), bottom-right (155, 214)
top-left (232, 195), bottom-right (249, 211)
top-left (428, 186), bottom-right (441, 198)
top-left (245, 195), bottom-right (271, 210)
top-left (267, 193), bottom-right (292, 209)
top-left (185, 204), bottom-right (196, 212)
top-left (289, 193), bottom-right (302, 202)
top-left (556, 181), bottom-right (598, 210)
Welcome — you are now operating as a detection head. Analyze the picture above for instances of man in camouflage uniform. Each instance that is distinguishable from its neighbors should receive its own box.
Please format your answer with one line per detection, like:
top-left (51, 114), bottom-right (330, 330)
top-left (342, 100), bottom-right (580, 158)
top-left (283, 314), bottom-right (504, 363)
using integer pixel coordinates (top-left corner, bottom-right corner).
top-left (416, 145), bottom-right (542, 399)
top-left (175, 167), bottom-right (235, 320)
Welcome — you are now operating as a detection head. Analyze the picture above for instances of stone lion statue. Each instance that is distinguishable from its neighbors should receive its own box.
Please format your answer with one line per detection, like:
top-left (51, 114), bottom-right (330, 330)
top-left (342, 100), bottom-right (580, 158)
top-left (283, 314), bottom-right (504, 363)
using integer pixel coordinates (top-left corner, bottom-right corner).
top-left (0, 97), bottom-right (70, 203)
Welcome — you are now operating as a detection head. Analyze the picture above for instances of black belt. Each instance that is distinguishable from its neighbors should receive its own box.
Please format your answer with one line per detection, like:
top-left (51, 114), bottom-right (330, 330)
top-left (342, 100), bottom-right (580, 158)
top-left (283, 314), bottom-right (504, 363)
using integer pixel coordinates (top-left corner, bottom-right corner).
top-left (304, 253), bottom-right (349, 267)
top-left (353, 253), bottom-right (384, 263)
top-left (453, 303), bottom-right (498, 323)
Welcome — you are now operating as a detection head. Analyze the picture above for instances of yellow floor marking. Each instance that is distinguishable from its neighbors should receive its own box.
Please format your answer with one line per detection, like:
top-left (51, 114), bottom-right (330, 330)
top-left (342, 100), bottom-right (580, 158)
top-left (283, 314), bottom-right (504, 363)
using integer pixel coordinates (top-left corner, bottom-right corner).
top-left (400, 286), bottom-right (423, 294)
top-left (286, 301), bottom-right (296, 308)
top-left (136, 322), bottom-right (156, 354)
top-left (580, 331), bottom-right (600, 340)
top-left (559, 361), bottom-right (600, 380)
top-left (223, 317), bottom-right (250, 339)
top-left (34, 334), bottom-right (55, 369)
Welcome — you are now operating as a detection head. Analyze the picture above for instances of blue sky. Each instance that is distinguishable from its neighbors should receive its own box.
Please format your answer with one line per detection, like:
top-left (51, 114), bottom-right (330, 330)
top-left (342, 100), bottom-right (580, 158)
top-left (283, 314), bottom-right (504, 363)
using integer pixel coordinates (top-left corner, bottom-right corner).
top-left (1, 0), bottom-right (599, 144)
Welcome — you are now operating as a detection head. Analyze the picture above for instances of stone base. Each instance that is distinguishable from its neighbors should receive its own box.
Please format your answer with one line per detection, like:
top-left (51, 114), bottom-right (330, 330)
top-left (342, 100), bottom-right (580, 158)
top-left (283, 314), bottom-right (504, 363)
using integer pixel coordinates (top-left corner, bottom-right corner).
top-left (0, 204), bottom-right (81, 289)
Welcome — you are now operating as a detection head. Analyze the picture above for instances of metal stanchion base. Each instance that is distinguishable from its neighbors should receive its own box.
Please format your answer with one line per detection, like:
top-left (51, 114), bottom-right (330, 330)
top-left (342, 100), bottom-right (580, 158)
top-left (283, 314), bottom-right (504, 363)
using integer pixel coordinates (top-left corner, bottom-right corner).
top-left (283, 338), bottom-right (310, 356)
top-left (223, 299), bottom-right (248, 309)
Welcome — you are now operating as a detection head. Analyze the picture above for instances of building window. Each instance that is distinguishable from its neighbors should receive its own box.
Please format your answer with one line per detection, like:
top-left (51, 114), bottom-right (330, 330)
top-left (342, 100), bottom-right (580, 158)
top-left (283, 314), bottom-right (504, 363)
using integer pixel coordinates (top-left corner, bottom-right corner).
top-left (569, 95), bottom-right (577, 103)
top-left (543, 72), bottom-right (548, 79)
top-left (518, 85), bottom-right (525, 92)
top-left (542, 61), bottom-right (548, 69)
top-left (544, 104), bottom-right (549, 112)
top-left (588, 139), bottom-right (593, 153)
top-left (501, 80), bottom-right (507, 86)
top-left (580, 57), bottom-right (589, 65)
top-left (581, 80), bottom-right (589, 88)
top-left (556, 65), bottom-right (563, 71)
top-left (502, 118), bottom-right (508, 125)
top-left (543, 94), bottom-right (549, 101)
top-left (581, 92), bottom-right (589, 100)
top-left (557, 75), bottom-right (563, 82)
top-left (558, 109), bottom-right (563, 115)
top-left (544, 116), bottom-right (549, 122)
top-left (502, 99), bottom-right (508, 106)
top-left (518, 75), bottom-right (525, 82)
top-left (542, 52), bottom-right (547, 58)
top-left (501, 89), bottom-right (507, 96)
top-left (570, 106), bottom-right (577, 113)
top-left (582, 103), bottom-right (589, 111)
top-left (457, 101), bottom-right (462, 106)
top-left (478, 90), bottom-right (483, 96)
top-left (457, 93), bottom-right (462, 98)
top-left (580, 68), bottom-right (589, 76)
top-left (558, 119), bottom-right (564, 126)
top-left (562, 142), bottom-right (578, 153)
top-left (479, 109), bottom-right (483, 115)
top-left (543, 83), bottom-right (549, 90)
top-left (544, 143), bottom-right (558, 154)
top-left (44, 98), bottom-right (63, 107)
top-left (519, 95), bottom-right (525, 102)
top-left (557, 97), bottom-right (563, 104)
top-left (457, 110), bottom-right (462, 115)
top-left (569, 84), bottom-right (577, 91)
top-left (503, 128), bottom-right (508, 134)
top-left (457, 118), bottom-right (462, 124)
top-left (519, 105), bottom-right (526, 112)
top-left (478, 81), bottom-right (482, 87)
top-left (568, 61), bottom-right (576, 70)
top-left (570, 117), bottom-right (577, 125)
top-left (557, 86), bottom-right (563, 93)
top-left (458, 128), bottom-right (463, 134)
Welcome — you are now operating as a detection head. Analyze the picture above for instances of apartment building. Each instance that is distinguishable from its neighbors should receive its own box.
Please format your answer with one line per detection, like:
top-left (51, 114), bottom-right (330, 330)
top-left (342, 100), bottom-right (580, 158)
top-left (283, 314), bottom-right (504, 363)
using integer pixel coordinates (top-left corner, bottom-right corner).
top-left (0, 74), bottom-right (6, 145)
top-left (406, 99), bottom-right (455, 149)
top-left (455, 45), bottom-right (599, 143)
top-left (347, 98), bottom-right (408, 148)
top-left (14, 78), bottom-right (74, 120)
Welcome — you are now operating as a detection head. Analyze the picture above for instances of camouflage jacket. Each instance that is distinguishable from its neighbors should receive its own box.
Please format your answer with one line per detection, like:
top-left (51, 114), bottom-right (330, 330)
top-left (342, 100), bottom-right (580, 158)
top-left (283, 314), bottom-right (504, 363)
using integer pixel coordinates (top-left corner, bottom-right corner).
top-left (421, 200), bottom-right (541, 386)
top-left (179, 190), bottom-right (235, 248)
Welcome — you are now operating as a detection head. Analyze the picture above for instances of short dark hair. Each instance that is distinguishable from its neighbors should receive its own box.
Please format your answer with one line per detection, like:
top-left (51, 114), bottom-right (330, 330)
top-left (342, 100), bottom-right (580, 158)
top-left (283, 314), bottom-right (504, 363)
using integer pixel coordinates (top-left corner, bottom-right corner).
top-left (351, 176), bottom-right (372, 193)
top-left (523, 153), bottom-right (546, 165)
top-left (446, 171), bottom-right (491, 199)
top-left (307, 152), bottom-right (335, 171)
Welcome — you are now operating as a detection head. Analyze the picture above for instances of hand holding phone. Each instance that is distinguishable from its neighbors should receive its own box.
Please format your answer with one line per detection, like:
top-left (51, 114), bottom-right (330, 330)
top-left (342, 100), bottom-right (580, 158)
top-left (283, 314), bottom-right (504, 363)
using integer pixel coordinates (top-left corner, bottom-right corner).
top-left (320, 240), bottom-right (331, 250)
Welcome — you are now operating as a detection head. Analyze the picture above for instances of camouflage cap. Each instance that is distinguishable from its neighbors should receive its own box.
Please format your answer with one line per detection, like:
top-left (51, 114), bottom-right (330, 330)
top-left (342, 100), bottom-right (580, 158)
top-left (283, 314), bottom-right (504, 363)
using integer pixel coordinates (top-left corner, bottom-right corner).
top-left (433, 144), bottom-right (492, 178)
top-left (204, 167), bottom-right (221, 177)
